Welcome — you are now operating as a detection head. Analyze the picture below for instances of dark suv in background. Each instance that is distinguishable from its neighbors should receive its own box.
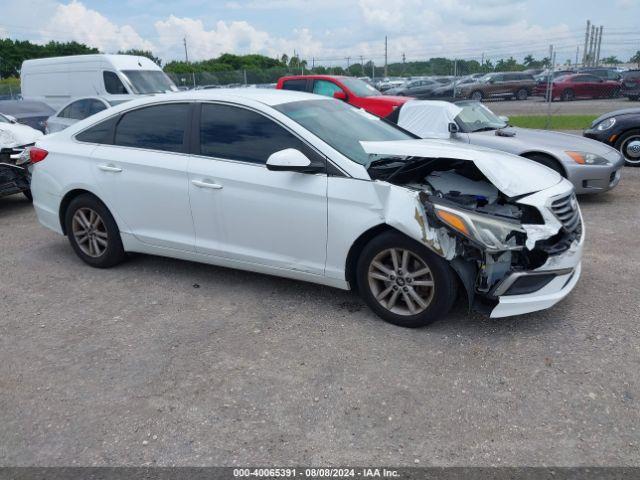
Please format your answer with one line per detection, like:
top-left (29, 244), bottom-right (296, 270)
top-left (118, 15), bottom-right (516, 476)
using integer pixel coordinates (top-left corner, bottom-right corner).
top-left (455, 72), bottom-right (536, 101)
top-left (620, 70), bottom-right (640, 101)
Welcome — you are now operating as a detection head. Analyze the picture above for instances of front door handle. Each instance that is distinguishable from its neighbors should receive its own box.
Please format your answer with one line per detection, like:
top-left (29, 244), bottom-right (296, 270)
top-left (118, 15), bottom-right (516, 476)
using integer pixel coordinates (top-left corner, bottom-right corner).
top-left (191, 179), bottom-right (223, 190)
top-left (98, 164), bottom-right (122, 173)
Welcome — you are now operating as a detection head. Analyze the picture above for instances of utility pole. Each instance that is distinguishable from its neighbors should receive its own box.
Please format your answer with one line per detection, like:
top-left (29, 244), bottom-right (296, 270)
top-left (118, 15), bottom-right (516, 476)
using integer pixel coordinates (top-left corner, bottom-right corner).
top-left (595, 25), bottom-right (603, 66)
top-left (384, 36), bottom-right (388, 78)
top-left (371, 60), bottom-right (375, 81)
top-left (360, 55), bottom-right (365, 76)
top-left (589, 24), bottom-right (597, 66)
top-left (345, 56), bottom-right (351, 71)
top-left (481, 52), bottom-right (484, 69)
top-left (575, 46), bottom-right (579, 68)
top-left (582, 20), bottom-right (590, 66)
top-left (183, 37), bottom-right (195, 88)
top-left (545, 45), bottom-right (556, 129)
top-left (312, 57), bottom-right (315, 70)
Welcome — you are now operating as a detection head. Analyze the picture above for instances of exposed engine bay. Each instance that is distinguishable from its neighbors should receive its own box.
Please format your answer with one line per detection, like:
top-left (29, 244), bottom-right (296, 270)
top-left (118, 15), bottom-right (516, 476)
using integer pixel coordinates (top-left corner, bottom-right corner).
top-left (368, 155), bottom-right (583, 309)
top-left (0, 146), bottom-right (31, 199)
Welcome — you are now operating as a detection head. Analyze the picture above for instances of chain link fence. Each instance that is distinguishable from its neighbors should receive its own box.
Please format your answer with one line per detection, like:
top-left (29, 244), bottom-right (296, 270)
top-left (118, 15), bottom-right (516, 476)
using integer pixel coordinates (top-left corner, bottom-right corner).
top-left (165, 67), bottom-right (302, 88)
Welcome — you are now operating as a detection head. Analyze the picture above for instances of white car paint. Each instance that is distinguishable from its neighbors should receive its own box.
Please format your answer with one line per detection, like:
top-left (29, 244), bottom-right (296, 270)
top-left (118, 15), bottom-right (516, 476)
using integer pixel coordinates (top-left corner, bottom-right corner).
top-left (21, 54), bottom-right (176, 111)
top-left (0, 113), bottom-right (43, 148)
top-left (30, 89), bottom-right (583, 320)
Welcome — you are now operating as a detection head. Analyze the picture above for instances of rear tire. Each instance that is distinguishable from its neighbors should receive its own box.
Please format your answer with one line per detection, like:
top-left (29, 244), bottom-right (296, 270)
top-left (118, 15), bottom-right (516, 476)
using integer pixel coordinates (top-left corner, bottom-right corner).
top-left (515, 88), bottom-right (528, 101)
top-left (522, 153), bottom-right (565, 176)
top-left (64, 194), bottom-right (126, 268)
top-left (470, 90), bottom-right (483, 101)
top-left (561, 89), bottom-right (575, 101)
top-left (356, 231), bottom-right (458, 328)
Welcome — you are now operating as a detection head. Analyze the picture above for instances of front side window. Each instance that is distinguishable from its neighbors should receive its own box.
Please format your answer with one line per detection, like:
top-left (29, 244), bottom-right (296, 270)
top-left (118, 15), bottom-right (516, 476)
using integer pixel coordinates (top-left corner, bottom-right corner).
top-left (103, 71), bottom-right (128, 95)
top-left (455, 102), bottom-right (507, 133)
top-left (275, 99), bottom-right (413, 165)
top-left (313, 80), bottom-right (344, 97)
top-left (199, 104), bottom-right (314, 165)
top-left (114, 103), bottom-right (189, 153)
top-left (281, 79), bottom-right (308, 91)
top-left (339, 77), bottom-right (380, 97)
top-left (121, 70), bottom-right (177, 94)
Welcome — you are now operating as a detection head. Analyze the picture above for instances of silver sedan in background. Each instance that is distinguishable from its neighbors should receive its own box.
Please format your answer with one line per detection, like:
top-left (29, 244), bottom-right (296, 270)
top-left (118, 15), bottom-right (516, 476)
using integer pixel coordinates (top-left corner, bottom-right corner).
top-left (397, 100), bottom-right (624, 194)
top-left (46, 96), bottom-right (131, 133)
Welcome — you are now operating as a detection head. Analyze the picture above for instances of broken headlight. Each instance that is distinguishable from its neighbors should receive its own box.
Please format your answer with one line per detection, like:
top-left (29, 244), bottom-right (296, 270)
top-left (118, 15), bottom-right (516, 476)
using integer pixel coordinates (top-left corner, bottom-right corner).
top-left (434, 204), bottom-right (525, 252)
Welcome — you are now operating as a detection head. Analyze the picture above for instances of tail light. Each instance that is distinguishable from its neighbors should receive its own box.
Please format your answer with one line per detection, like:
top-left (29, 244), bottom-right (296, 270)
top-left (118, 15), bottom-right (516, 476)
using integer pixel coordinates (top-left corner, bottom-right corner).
top-left (29, 147), bottom-right (48, 163)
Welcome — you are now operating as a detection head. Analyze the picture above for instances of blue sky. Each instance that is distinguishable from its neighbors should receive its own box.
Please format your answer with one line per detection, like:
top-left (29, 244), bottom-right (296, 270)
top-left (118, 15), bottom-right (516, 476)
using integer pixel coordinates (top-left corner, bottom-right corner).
top-left (1, 0), bottom-right (639, 66)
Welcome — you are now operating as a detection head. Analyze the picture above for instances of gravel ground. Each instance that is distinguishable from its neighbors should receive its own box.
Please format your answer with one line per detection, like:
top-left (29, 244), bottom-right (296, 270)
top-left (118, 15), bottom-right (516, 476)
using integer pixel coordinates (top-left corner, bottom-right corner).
top-left (1, 167), bottom-right (639, 467)
top-left (486, 97), bottom-right (635, 116)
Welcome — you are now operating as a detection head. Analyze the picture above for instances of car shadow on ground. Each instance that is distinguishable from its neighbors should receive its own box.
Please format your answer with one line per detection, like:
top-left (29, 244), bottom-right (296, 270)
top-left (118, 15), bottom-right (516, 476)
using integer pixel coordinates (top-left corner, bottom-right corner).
top-left (0, 194), bottom-right (33, 218)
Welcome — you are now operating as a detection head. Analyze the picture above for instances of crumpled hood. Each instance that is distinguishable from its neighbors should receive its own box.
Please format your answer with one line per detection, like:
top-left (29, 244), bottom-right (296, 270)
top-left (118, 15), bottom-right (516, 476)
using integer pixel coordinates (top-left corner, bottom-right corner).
top-left (472, 127), bottom-right (619, 158)
top-left (360, 139), bottom-right (562, 197)
top-left (0, 122), bottom-right (43, 147)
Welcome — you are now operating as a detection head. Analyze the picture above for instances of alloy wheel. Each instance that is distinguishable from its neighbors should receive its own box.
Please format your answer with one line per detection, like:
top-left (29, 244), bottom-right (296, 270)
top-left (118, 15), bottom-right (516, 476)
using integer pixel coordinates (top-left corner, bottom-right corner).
top-left (367, 248), bottom-right (435, 316)
top-left (71, 207), bottom-right (108, 258)
top-left (622, 136), bottom-right (640, 165)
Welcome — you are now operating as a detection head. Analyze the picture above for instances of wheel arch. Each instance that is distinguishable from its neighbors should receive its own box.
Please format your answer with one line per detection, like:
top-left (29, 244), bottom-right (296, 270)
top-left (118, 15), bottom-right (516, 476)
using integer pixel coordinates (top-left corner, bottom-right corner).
top-left (58, 188), bottom-right (111, 235)
top-left (520, 151), bottom-right (568, 177)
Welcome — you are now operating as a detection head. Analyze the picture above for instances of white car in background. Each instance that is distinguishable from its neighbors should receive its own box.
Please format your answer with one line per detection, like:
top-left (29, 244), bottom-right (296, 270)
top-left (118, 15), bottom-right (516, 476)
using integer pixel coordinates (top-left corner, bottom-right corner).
top-left (46, 96), bottom-right (131, 133)
top-left (28, 90), bottom-right (583, 328)
top-left (0, 112), bottom-right (43, 200)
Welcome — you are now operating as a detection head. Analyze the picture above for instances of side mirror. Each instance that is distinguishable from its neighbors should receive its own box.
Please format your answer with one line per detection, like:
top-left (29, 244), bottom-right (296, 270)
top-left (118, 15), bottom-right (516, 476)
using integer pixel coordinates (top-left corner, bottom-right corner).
top-left (498, 115), bottom-right (509, 123)
top-left (5, 115), bottom-right (17, 123)
top-left (266, 148), bottom-right (320, 173)
top-left (448, 122), bottom-right (460, 134)
top-left (333, 91), bottom-right (348, 101)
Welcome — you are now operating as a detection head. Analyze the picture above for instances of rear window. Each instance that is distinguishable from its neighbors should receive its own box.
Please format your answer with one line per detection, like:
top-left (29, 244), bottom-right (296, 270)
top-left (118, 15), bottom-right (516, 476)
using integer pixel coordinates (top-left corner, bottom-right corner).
top-left (281, 79), bottom-right (308, 91)
top-left (114, 103), bottom-right (189, 153)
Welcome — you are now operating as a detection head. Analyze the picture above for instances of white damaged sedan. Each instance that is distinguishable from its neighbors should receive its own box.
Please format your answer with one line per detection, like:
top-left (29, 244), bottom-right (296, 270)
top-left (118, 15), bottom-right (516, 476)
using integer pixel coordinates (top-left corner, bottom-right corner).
top-left (29, 90), bottom-right (583, 327)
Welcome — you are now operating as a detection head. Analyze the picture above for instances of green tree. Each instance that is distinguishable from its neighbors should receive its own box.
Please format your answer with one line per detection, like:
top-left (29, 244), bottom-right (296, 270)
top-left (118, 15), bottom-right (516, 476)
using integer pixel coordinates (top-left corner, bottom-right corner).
top-left (118, 49), bottom-right (162, 66)
top-left (630, 50), bottom-right (640, 67)
top-left (601, 55), bottom-right (621, 65)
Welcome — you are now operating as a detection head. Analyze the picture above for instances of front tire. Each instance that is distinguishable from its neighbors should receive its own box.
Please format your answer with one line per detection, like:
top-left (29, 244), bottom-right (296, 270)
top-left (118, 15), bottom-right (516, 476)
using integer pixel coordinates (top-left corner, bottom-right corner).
top-left (615, 129), bottom-right (640, 167)
top-left (515, 88), bottom-right (528, 101)
top-left (64, 194), bottom-right (125, 268)
top-left (470, 90), bottom-right (483, 101)
top-left (561, 89), bottom-right (575, 101)
top-left (356, 231), bottom-right (458, 328)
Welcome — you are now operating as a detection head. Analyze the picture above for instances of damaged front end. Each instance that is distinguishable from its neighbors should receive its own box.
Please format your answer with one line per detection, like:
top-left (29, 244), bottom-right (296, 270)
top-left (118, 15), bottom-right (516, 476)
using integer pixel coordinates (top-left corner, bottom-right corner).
top-left (0, 145), bottom-right (33, 199)
top-left (363, 140), bottom-right (583, 317)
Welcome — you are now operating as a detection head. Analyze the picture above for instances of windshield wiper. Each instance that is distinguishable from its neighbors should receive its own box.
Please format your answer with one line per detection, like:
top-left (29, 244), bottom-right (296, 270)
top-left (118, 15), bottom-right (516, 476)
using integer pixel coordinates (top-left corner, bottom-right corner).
top-left (470, 126), bottom-right (497, 133)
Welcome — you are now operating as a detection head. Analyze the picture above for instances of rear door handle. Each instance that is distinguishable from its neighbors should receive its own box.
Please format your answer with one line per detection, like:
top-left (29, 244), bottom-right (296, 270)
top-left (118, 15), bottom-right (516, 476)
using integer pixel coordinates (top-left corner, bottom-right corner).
top-left (98, 164), bottom-right (122, 173)
top-left (191, 179), bottom-right (223, 190)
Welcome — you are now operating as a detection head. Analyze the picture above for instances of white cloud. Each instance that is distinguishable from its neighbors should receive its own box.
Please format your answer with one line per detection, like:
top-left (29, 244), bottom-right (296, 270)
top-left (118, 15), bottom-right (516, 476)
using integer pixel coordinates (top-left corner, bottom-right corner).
top-left (153, 15), bottom-right (323, 60)
top-left (40, 1), bottom-right (154, 52)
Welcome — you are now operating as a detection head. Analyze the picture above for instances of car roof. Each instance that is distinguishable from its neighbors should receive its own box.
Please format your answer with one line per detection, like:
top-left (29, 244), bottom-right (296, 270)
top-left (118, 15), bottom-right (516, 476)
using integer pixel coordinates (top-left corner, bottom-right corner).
top-left (279, 74), bottom-right (351, 81)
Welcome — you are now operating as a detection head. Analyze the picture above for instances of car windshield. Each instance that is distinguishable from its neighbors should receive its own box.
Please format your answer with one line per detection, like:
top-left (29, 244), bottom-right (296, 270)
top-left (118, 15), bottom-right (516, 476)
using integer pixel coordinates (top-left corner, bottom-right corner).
top-left (275, 99), bottom-right (413, 165)
top-left (0, 114), bottom-right (9, 123)
top-left (455, 102), bottom-right (507, 132)
top-left (121, 70), bottom-right (178, 94)
top-left (340, 78), bottom-right (381, 97)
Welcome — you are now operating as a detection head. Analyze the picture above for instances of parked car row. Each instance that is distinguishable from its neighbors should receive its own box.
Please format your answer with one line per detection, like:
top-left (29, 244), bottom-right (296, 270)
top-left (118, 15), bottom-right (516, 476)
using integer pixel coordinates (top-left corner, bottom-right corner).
top-left (2, 58), bottom-right (639, 329)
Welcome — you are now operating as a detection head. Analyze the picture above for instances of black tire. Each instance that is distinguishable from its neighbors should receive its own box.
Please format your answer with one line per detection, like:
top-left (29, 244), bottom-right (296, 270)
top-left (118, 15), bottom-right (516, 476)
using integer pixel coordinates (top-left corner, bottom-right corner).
top-left (515, 88), bottom-right (528, 101)
top-left (522, 153), bottom-right (565, 176)
top-left (470, 90), bottom-right (483, 101)
top-left (23, 189), bottom-right (33, 202)
top-left (627, 95), bottom-right (639, 101)
top-left (356, 231), bottom-right (458, 328)
top-left (561, 89), bottom-right (575, 101)
top-left (614, 129), bottom-right (640, 167)
top-left (64, 194), bottom-right (126, 268)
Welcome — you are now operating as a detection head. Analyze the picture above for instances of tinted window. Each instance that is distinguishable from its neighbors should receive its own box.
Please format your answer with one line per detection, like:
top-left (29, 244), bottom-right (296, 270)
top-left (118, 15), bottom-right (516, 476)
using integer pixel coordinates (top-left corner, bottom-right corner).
top-left (76, 116), bottom-right (118, 144)
top-left (104, 71), bottom-right (128, 94)
top-left (623, 71), bottom-right (640, 81)
top-left (88, 99), bottom-right (107, 116)
top-left (60, 100), bottom-right (90, 120)
top-left (115, 103), bottom-right (189, 153)
top-left (281, 79), bottom-right (308, 91)
top-left (313, 80), bottom-right (343, 97)
top-left (199, 103), bottom-right (313, 164)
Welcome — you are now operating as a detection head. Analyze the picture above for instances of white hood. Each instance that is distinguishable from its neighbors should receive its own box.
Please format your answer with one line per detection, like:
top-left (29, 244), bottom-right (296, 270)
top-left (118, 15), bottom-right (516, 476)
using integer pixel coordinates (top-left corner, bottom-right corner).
top-left (0, 122), bottom-right (43, 148)
top-left (397, 100), bottom-right (462, 139)
top-left (360, 139), bottom-right (562, 197)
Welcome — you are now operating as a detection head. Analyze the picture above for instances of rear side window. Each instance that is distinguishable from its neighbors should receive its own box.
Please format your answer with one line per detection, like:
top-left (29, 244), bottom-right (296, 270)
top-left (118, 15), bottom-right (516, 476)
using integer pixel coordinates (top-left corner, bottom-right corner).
top-left (199, 103), bottom-right (315, 165)
top-left (103, 71), bottom-right (128, 94)
top-left (114, 103), bottom-right (189, 153)
top-left (76, 116), bottom-right (118, 144)
top-left (281, 79), bottom-right (308, 91)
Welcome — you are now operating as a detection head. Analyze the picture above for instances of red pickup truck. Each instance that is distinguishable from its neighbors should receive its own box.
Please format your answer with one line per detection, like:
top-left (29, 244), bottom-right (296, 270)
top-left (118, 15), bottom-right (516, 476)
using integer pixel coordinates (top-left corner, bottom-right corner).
top-left (276, 75), bottom-right (410, 119)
